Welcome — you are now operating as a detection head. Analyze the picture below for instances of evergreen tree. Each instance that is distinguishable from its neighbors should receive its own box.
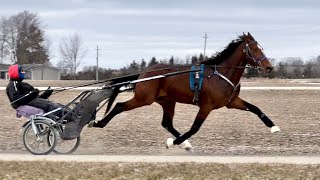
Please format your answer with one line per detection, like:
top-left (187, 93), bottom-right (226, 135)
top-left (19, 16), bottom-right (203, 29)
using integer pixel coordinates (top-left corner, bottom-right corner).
top-left (148, 57), bottom-right (158, 67)
top-left (191, 55), bottom-right (198, 64)
top-left (169, 56), bottom-right (174, 65)
top-left (13, 11), bottom-right (49, 64)
top-left (198, 53), bottom-right (204, 62)
top-left (140, 59), bottom-right (146, 69)
top-left (128, 59), bottom-right (139, 73)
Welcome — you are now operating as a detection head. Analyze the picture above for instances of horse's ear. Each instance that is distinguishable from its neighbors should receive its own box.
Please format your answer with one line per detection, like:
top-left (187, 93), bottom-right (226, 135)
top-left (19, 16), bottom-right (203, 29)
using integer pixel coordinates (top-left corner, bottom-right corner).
top-left (248, 32), bottom-right (253, 38)
top-left (242, 32), bottom-right (249, 41)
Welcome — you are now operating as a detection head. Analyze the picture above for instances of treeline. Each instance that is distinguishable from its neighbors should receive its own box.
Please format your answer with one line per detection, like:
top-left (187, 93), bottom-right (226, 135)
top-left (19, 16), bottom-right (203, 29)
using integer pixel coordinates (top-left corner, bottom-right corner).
top-left (244, 56), bottom-right (320, 79)
top-left (69, 55), bottom-right (320, 80)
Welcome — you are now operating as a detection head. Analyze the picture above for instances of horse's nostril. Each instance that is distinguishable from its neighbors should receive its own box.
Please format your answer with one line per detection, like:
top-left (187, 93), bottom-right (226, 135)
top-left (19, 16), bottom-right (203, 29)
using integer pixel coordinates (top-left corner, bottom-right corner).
top-left (266, 67), bottom-right (273, 73)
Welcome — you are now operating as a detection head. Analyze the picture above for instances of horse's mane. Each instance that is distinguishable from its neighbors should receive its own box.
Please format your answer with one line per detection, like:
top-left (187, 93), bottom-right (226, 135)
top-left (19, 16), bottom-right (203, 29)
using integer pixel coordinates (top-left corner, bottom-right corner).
top-left (201, 36), bottom-right (244, 65)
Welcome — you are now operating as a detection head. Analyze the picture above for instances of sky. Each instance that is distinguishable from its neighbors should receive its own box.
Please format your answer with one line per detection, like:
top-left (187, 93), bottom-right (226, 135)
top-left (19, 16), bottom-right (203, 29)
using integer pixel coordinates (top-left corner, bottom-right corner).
top-left (0, 0), bottom-right (320, 69)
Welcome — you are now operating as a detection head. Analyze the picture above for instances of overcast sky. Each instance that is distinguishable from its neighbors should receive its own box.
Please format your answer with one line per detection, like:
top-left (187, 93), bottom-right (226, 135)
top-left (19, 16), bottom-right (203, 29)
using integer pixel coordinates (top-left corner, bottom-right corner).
top-left (1, 0), bottom-right (320, 69)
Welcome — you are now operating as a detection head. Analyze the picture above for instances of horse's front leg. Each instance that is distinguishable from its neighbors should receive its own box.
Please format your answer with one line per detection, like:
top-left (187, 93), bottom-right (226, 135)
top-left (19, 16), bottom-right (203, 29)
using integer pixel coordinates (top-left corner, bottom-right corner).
top-left (172, 107), bottom-right (211, 146)
top-left (226, 97), bottom-right (280, 133)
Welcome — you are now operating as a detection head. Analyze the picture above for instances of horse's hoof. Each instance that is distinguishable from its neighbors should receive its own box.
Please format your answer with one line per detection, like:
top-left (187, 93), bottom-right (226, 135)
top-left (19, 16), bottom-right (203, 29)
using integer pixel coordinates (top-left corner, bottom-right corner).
top-left (166, 138), bottom-right (174, 149)
top-left (185, 147), bottom-right (193, 152)
top-left (271, 126), bottom-right (280, 133)
top-left (181, 140), bottom-right (193, 152)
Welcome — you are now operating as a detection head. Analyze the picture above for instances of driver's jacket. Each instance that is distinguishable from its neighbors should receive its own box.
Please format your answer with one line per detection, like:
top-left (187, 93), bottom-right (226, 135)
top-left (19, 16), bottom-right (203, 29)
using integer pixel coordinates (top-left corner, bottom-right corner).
top-left (6, 80), bottom-right (39, 109)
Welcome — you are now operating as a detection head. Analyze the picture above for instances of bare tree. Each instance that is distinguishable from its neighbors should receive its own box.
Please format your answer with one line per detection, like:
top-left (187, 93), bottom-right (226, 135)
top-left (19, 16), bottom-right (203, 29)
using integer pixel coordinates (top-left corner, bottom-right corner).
top-left (0, 17), bottom-right (9, 64)
top-left (59, 33), bottom-right (87, 79)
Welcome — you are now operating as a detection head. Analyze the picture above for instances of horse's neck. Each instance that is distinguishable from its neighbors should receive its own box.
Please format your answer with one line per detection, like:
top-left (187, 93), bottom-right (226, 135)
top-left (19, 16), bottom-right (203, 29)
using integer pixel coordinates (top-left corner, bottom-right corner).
top-left (220, 44), bottom-right (246, 85)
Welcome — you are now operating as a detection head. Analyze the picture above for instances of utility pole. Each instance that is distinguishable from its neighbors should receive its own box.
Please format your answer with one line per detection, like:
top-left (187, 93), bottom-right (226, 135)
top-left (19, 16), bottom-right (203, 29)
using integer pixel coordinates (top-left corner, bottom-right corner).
top-left (203, 32), bottom-right (209, 60)
top-left (96, 45), bottom-right (99, 81)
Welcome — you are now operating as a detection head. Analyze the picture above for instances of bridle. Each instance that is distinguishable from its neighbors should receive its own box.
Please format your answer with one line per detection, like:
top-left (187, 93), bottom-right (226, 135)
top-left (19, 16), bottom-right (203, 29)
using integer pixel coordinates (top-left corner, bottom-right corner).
top-left (207, 39), bottom-right (268, 104)
top-left (244, 40), bottom-right (267, 67)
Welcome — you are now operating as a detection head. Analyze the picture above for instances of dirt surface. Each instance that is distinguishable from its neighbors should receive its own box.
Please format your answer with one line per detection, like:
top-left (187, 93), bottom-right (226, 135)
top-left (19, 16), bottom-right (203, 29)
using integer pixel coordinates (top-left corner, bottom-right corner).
top-left (0, 79), bottom-right (320, 156)
top-left (1, 79), bottom-right (320, 179)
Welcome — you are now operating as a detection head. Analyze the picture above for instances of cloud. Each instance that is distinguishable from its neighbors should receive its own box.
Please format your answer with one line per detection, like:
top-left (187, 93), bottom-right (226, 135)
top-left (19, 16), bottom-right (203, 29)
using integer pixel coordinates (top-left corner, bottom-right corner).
top-left (0, 0), bottom-right (319, 69)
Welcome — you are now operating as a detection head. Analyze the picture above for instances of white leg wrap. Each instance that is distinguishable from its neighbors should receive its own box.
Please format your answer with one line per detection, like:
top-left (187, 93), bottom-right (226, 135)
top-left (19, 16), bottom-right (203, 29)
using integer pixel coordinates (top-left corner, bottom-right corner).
top-left (166, 138), bottom-right (174, 149)
top-left (181, 140), bottom-right (193, 151)
top-left (271, 126), bottom-right (280, 133)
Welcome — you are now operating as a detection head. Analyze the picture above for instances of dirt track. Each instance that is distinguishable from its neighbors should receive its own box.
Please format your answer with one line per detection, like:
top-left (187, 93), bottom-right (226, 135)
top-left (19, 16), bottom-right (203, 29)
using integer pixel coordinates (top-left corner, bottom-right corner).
top-left (1, 79), bottom-right (320, 179)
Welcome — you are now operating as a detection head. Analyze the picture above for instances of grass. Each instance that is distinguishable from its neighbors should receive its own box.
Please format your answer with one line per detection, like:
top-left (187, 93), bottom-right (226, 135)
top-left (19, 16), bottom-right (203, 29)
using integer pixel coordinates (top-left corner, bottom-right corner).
top-left (1, 161), bottom-right (320, 180)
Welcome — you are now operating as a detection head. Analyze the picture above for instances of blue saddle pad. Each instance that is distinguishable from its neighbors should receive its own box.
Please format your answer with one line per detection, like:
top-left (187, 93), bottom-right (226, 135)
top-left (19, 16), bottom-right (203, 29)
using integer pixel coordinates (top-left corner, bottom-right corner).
top-left (189, 64), bottom-right (205, 91)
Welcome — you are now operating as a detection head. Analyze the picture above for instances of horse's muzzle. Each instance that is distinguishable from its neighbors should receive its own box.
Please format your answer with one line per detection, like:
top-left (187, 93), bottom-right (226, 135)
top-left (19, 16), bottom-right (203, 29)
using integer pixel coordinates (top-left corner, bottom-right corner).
top-left (266, 67), bottom-right (273, 73)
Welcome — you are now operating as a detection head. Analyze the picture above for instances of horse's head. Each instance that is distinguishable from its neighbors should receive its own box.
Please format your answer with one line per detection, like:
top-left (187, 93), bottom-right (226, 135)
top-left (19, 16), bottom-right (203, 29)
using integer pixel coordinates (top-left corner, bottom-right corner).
top-left (242, 32), bottom-right (273, 73)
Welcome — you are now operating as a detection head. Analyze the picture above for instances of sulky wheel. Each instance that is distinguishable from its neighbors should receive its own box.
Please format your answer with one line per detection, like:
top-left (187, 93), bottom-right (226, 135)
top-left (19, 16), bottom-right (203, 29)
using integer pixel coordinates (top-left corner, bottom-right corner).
top-left (48, 124), bottom-right (81, 154)
top-left (22, 120), bottom-right (58, 155)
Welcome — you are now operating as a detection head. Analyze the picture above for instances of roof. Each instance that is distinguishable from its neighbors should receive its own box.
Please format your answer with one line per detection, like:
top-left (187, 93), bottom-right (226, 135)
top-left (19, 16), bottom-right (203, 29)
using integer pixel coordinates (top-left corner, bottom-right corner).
top-left (22, 64), bottom-right (60, 71)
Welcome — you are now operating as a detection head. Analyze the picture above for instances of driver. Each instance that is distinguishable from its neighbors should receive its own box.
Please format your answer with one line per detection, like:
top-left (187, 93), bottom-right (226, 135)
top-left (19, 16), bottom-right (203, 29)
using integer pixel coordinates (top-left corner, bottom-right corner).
top-left (6, 64), bottom-right (68, 118)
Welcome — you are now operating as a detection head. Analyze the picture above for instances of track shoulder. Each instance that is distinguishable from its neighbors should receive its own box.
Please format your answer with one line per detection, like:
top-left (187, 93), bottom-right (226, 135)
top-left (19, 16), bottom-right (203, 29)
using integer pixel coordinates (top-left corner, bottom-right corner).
top-left (1, 154), bottom-right (320, 164)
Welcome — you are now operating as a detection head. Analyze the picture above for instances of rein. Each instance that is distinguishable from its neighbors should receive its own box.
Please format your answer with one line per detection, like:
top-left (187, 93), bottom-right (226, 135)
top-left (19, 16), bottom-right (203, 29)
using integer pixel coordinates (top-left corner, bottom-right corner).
top-left (50, 67), bottom-right (173, 95)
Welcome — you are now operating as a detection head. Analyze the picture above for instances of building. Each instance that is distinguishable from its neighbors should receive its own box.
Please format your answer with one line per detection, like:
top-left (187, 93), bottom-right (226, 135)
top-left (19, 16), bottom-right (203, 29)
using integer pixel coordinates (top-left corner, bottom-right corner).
top-left (0, 64), bottom-right (60, 80)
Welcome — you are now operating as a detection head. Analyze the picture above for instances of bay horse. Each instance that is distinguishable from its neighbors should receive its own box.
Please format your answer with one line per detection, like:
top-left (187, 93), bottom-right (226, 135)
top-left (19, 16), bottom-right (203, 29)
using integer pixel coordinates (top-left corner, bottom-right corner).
top-left (90, 32), bottom-right (280, 151)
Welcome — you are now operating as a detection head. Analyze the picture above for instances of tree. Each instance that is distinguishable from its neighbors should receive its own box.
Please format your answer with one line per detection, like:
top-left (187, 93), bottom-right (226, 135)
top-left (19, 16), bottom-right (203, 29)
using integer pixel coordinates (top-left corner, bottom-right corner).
top-left (303, 62), bottom-right (312, 78)
top-left (0, 11), bottom-right (49, 64)
top-left (148, 57), bottom-right (158, 67)
top-left (191, 55), bottom-right (198, 64)
top-left (140, 59), bottom-right (146, 69)
top-left (0, 17), bottom-right (8, 64)
top-left (278, 62), bottom-right (288, 78)
top-left (198, 53), bottom-right (204, 62)
top-left (59, 33), bottom-right (87, 79)
top-left (245, 68), bottom-right (259, 78)
top-left (128, 59), bottom-right (139, 74)
top-left (169, 56), bottom-right (174, 65)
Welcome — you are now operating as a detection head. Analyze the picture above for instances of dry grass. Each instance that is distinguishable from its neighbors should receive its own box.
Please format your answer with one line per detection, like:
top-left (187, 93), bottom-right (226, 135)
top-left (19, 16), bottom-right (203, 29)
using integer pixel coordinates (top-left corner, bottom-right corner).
top-left (0, 161), bottom-right (320, 180)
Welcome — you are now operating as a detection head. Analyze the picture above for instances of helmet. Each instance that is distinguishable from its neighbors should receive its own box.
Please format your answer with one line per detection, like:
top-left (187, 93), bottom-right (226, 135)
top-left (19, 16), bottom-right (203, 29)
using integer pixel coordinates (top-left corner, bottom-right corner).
top-left (8, 64), bottom-right (25, 80)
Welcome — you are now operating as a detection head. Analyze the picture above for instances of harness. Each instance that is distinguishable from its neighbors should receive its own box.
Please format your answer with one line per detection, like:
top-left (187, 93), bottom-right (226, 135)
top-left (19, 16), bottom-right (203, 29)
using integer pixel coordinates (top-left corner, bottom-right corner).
top-left (189, 64), bottom-right (205, 104)
top-left (205, 40), bottom-right (267, 104)
top-left (208, 65), bottom-right (240, 103)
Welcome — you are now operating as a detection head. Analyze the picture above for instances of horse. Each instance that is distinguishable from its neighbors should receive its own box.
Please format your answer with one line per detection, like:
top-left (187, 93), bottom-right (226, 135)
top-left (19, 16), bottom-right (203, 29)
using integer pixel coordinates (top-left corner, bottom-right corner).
top-left (90, 32), bottom-right (280, 151)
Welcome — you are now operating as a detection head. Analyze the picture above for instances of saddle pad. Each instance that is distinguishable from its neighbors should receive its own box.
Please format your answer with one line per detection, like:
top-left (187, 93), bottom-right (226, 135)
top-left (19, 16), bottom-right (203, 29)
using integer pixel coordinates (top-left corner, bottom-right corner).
top-left (189, 64), bottom-right (205, 91)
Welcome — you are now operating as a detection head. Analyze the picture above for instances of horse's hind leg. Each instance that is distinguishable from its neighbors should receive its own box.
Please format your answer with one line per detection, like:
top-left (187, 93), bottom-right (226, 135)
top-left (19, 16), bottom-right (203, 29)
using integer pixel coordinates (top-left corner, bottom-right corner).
top-left (93, 97), bottom-right (152, 128)
top-left (157, 99), bottom-right (180, 137)
top-left (226, 97), bottom-right (280, 133)
top-left (157, 98), bottom-right (192, 150)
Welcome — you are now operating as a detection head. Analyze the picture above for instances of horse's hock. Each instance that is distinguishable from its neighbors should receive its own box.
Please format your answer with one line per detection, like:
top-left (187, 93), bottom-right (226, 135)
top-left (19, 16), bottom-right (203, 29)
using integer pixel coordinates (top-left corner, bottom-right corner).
top-left (63, 88), bottom-right (114, 140)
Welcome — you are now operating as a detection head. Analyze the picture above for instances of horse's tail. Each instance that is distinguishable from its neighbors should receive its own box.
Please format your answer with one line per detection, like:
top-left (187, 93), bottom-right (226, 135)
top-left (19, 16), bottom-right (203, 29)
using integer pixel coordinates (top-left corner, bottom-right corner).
top-left (104, 74), bottom-right (140, 115)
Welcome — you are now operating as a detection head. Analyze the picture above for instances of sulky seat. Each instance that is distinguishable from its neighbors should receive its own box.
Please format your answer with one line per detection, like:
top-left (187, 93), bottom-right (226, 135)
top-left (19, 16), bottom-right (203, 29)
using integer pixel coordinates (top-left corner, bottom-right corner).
top-left (16, 105), bottom-right (45, 119)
